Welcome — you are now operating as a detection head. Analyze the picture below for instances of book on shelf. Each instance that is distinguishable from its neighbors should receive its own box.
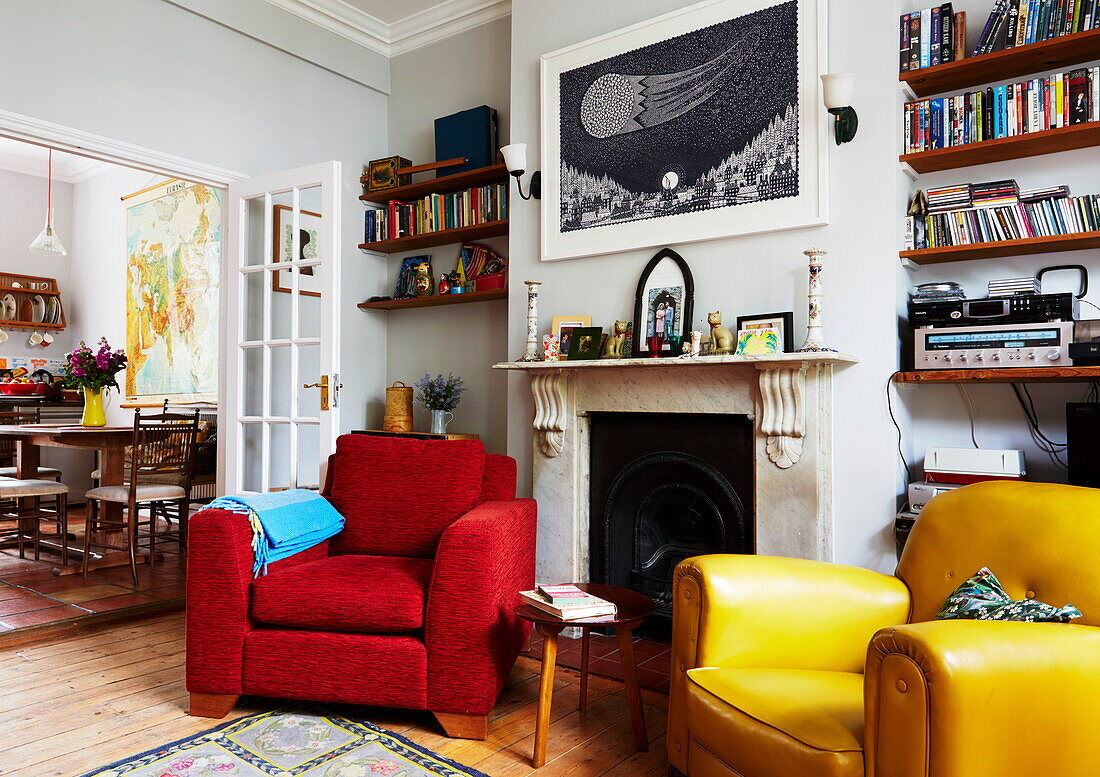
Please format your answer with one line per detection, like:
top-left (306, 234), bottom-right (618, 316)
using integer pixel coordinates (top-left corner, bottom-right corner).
top-left (971, 0), bottom-right (1100, 56)
top-left (906, 178), bottom-right (1100, 250)
top-left (363, 181), bottom-right (508, 244)
top-left (901, 4), bottom-right (965, 71)
top-left (902, 65), bottom-right (1100, 154)
top-left (519, 587), bottom-right (618, 621)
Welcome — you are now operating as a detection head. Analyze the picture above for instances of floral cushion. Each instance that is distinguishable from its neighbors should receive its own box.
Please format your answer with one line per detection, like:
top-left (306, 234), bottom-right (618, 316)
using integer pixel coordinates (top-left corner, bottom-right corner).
top-left (936, 567), bottom-right (1082, 623)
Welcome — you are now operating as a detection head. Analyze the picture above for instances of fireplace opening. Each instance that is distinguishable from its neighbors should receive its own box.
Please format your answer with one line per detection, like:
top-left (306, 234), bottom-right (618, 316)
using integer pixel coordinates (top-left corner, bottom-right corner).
top-left (588, 412), bottom-right (754, 636)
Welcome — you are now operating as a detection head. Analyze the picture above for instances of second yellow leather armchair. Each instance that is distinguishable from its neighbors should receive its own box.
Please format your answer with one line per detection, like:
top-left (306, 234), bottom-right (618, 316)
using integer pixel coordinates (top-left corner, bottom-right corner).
top-left (668, 481), bottom-right (1100, 777)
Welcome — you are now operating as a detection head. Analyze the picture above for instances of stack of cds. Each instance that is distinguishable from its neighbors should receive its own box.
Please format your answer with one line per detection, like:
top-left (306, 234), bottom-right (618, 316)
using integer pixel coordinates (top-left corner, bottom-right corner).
top-left (1020, 185), bottom-right (1072, 202)
top-left (910, 281), bottom-right (966, 304)
top-left (972, 180), bottom-right (1020, 209)
top-left (988, 277), bottom-right (1041, 297)
top-left (927, 183), bottom-right (973, 213)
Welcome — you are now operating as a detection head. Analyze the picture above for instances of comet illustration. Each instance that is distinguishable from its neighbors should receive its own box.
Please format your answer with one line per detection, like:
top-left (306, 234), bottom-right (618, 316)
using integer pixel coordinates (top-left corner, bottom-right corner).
top-left (579, 35), bottom-right (763, 139)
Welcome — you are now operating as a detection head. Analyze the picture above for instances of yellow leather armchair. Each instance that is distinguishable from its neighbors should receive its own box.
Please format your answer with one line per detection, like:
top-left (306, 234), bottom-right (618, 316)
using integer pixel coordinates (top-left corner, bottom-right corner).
top-left (668, 481), bottom-right (1100, 777)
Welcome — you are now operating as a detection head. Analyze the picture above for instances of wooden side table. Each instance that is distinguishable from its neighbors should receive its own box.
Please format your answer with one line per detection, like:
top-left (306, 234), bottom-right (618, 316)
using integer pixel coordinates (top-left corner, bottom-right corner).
top-left (514, 583), bottom-right (656, 768)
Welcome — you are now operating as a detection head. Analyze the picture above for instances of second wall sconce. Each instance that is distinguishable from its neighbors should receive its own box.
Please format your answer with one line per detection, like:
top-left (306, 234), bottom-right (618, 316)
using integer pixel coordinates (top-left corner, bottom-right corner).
top-left (500, 143), bottom-right (542, 200)
top-left (820, 73), bottom-right (858, 145)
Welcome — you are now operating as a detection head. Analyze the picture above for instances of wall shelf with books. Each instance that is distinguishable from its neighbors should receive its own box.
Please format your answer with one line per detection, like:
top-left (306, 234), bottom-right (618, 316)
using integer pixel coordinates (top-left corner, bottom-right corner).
top-left (894, 366), bottom-right (1100, 383)
top-left (357, 288), bottom-right (508, 311)
top-left (359, 164), bottom-right (509, 205)
top-left (901, 229), bottom-right (1100, 263)
top-left (902, 28), bottom-right (1100, 97)
top-left (901, 120), bottom-right (1100, 172)
top-left (358, 220), bottom-right (508, 254)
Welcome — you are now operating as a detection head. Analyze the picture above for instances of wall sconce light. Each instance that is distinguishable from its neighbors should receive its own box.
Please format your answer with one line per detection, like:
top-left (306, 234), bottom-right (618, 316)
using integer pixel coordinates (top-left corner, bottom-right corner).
top-left (820, 73), bottom-right (858, 145)
top-left (500, 143), bottom-right (541, 200)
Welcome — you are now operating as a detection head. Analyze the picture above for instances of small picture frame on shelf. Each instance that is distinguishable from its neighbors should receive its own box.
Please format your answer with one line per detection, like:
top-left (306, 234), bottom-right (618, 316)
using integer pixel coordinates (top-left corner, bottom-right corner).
top-left (552, 315), bottom-right (591, 361)
top-left (632, 248), bottom-right (694, 357)
top-left (566, 326), bottom-right (604, 360)
top-left (734, 328), bottom-right (781, 356)
top-left (736, 311), bottom-right (794, 352)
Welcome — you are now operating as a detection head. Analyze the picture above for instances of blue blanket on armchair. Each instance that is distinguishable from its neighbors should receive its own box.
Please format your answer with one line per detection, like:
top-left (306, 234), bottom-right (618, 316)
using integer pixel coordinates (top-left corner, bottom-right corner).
top-left (207, 489), bottom-right (344, 576)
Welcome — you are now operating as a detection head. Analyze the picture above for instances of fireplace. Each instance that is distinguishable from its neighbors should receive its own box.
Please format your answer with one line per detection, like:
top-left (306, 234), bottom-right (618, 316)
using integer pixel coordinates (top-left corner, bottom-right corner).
top-left (588, 412), bottom-right (754, 628)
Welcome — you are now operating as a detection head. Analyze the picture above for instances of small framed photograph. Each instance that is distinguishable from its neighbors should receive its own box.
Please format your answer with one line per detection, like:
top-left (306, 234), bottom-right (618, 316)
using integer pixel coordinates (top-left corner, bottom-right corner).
top-left (736, 311), bottom-right (794, 352)
top-left (553, 315), bottom-right (591, 361)
top-left (735, 328), bottom-right (781, 356)
top-left (566, 326), bottom-right (604, 360)
top-left (632, 248), bottom-right (694, 357)
top-left (273, 204), bottom-right (322, 297)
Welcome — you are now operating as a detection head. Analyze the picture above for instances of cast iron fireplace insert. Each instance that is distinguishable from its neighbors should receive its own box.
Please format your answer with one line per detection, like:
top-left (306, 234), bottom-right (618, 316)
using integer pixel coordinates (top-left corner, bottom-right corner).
top-left (588, 412), bottom-right (753, 635)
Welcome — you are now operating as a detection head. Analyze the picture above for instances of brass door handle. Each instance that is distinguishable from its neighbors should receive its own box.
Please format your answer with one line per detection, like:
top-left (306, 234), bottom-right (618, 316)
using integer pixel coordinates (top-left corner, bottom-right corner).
top-left (302, 375), bottom-right (331, 411)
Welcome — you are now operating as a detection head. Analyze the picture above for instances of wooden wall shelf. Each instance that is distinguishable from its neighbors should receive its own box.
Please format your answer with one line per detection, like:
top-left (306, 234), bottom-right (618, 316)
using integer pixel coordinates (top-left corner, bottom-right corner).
top-left (896, 367), bottom-right (1100, 384)
top-left (900, 29), bottom-right (1100, 97)
top-left (358, 220), bottom-right (508, 253)
top-left (900, 121), bottom-right (1100, 173)
top-left (901, 230), bottom-right (1100, 264)
top-left (358, 288), bottom-right (508, 311)
top-left (360, 164), bottom-right (509, 204)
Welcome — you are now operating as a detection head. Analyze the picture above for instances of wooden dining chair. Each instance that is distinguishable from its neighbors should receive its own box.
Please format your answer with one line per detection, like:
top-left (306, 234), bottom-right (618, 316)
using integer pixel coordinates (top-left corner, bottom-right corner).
top-left (0, 409), bottom-right (63, 480)
top-left (83, 408), bottom-right (201, 585)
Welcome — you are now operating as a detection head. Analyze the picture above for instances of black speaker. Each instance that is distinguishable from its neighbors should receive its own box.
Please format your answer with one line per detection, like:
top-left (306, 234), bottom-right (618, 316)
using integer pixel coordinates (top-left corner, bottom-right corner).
top-left (1066, 403), bottom-right (1100, 488)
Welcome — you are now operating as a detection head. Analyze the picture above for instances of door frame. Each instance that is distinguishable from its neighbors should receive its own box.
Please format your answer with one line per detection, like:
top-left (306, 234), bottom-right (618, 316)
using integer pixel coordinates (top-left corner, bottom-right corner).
top-left (0, 107), bottom-right (246, 494)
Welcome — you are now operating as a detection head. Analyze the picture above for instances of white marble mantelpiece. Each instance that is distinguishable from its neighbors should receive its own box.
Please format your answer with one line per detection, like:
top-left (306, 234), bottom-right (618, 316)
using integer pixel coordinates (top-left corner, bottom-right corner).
top-left (495, 353), bottom-right (858, 583)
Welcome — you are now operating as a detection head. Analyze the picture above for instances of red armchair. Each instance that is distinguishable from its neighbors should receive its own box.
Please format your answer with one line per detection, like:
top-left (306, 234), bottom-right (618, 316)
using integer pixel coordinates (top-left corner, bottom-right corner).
top-left (185, 435), bottom-right (536, 739)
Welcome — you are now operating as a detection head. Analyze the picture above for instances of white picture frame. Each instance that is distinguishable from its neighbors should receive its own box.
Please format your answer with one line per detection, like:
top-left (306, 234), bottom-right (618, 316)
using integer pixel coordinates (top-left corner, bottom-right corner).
top-left (540, 0), bottom-right (828, 262)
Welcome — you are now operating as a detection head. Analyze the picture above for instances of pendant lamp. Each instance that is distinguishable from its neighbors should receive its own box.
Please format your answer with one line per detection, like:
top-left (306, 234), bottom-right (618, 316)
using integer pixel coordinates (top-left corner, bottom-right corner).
top-left (29, 149), bottom-right (67, 256)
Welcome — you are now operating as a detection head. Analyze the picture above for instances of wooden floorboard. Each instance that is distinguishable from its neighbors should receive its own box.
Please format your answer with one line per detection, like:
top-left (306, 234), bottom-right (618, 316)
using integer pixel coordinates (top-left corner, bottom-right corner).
top-left (2, 612), bottom-right (669, 777)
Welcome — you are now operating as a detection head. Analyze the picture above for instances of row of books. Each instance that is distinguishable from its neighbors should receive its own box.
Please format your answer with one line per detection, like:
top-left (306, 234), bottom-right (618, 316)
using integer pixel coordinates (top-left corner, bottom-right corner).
top-left (973, 0), bottom-right (1100, 56)
top-left (902, 66), bottom-right (1100, 154)
top-left (900, 4), bottom-right (967, 72)
top-left (363, 182), bottom-right (508, 244)
top-left (905, 179), bottom-right (1100, 249)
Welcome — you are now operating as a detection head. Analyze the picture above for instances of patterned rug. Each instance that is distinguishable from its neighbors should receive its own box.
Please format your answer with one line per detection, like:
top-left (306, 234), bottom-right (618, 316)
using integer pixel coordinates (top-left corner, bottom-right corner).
top-left (78, 710), bottom-right (490, 777)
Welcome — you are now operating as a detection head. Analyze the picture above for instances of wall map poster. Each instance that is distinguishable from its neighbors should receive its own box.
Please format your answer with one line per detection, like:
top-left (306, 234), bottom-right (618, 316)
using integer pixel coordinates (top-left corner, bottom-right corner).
top-left (540, 0), bottom-right (827, 261)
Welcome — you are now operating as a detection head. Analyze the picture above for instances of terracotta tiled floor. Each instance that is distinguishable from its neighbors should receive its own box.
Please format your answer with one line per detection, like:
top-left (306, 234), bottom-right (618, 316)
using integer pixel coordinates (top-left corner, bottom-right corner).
top-left (523, 629), bottom-right (672, 693)
top-left (0, 509), bottom-right (185, 634)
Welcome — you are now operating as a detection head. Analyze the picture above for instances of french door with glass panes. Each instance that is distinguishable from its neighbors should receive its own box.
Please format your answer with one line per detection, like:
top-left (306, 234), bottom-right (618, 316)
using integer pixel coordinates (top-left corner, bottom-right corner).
top-left (223, 161), bottom-right (341, 494)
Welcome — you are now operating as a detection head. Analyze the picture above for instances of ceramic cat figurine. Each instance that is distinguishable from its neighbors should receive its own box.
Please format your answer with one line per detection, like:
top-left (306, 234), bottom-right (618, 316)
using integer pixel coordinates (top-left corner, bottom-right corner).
top-left (708, 311), bottom-right (734, 354)
top-left (602, 320), bottom-right (629, 358)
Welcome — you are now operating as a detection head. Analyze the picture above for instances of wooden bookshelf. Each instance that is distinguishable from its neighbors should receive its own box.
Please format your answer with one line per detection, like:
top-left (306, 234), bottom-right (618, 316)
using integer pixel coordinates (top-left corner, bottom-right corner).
top-left (358, 221), bottom-right (508, 253)
top-left (358, 288), bottom-right (507, 311)
top-left (900, 28), bottom-right (1100, 97)
top-left (360, 164), bottom-right (509, 204)
top-left (901, 121), bottom-right (1100, 173)
top-left (895, 367), bottom-right (1100, 383)
top-left (901, 230), bottom-right (1100, 264)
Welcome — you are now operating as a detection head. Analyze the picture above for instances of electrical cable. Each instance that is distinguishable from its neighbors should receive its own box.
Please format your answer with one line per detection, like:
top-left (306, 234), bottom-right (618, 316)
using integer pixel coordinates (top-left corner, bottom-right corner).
top-left (885, 371), bottom-right (912, 489)
top-left (956, 384), bottom-right (980, 448)
top-left (1011, 383), bottom-right (1068, 470)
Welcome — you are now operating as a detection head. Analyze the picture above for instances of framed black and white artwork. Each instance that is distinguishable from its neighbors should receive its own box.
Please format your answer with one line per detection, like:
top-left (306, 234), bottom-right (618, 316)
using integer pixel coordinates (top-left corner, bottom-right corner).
top-left (540, 0), bottom-right (827, 262)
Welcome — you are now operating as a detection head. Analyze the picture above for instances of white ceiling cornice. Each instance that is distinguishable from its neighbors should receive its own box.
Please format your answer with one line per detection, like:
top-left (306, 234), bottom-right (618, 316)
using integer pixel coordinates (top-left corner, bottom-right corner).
top-left (390, 0), bottom-right (511, 55)
top-left (263, 0), bottom-right (390, 55)
top-left (262, 0), bottom-right (510, 57)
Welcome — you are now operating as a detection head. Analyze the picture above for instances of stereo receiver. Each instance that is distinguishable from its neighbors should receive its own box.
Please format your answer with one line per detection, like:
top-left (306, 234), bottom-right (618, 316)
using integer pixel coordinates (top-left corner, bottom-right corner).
top-left (914, 322), bottom-right (1074, 369)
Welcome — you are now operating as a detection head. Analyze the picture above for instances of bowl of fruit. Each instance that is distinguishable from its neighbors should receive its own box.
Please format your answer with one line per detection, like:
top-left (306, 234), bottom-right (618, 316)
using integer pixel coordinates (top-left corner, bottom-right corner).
top-left (0, 378), bottom-right (44, 395)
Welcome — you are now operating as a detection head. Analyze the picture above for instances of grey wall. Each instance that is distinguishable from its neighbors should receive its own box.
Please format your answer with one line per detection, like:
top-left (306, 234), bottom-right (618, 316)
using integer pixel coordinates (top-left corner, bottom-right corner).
top-left (509, 0), bottom-right (905, 571)
top-left (0, 0), bottom-right (392, 439)
top-left (384, 17), bottom-right (512, 451)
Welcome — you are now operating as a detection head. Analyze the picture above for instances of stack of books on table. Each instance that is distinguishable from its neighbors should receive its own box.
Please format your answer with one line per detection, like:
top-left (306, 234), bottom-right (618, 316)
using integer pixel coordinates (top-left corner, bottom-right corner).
top-left (905, 178), bottom-right (1100, 249)
top-left (519, 585), bottom-right (617, 621)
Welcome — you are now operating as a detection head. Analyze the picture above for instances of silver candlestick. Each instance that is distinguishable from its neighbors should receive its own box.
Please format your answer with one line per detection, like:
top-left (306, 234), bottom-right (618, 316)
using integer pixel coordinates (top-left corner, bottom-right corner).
top-left (518, 280), bottom-right (543, 362)
top-left (797, 248), bottom-right (837, 353)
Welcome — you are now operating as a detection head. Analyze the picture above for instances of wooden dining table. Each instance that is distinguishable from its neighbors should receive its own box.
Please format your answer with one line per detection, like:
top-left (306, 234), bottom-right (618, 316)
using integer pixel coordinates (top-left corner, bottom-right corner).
top-left (0, 423), bottom-right (135, 575)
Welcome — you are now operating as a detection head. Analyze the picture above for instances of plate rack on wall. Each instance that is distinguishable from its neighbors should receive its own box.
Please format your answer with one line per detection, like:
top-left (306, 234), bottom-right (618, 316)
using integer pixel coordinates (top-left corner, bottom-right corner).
top-left (0, 272), bottom-right (67, 331)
